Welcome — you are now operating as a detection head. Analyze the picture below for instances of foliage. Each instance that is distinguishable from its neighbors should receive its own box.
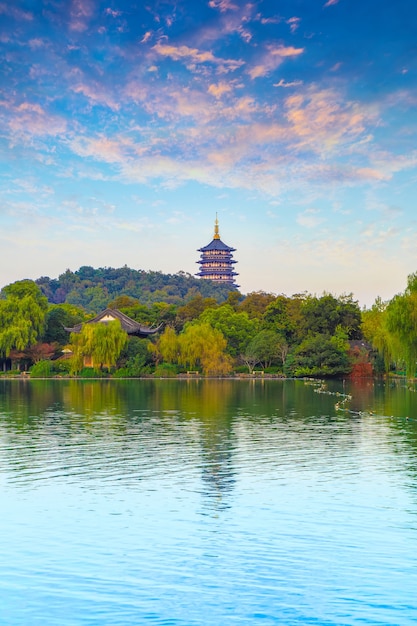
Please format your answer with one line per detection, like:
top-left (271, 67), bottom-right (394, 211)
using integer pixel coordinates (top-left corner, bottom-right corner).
top-left (361, 298), bottom-right (392, 371)
top-left (238, 291), bottom-right (276, 319)
top-left (42, 304), bottom-right (85, 345)
top-left (0, 280), bottom-right (48, 357)
top-left (300, 293), bottom-right (362, 339)
top-left (241, 330), bottom-right (288, 372)
top-left (29, 359), bottom-right (52, 378)
top-left (263, 295), bottom-right (304, 343)
top-left (178, 322), bottom-right (232, 375)
top-left (286, 333), bottom-right (351, 378)
top-left (36, 266), bottom-right (234, 311)
top-left (70, 320), bottom-right (128, 373)
top-left (197, 304), bottom-right (258, 358)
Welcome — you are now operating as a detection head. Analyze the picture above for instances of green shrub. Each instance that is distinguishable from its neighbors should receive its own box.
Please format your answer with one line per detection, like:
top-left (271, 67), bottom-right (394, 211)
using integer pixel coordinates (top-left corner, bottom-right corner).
top-left (153, 363), bottom-right (178, 377)
top-left (30, 360), bottom-right (52, 378)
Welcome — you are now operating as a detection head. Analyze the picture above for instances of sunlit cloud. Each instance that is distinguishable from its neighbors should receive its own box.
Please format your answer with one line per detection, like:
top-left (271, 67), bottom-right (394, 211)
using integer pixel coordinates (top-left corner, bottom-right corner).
top-left (208, 0), bottom-right (239, 12)
top-left (152, 42), bottom-right (244, 73)
top-left (287, 17), bottom-right (301, 33)
top-left (4, 102), bottom-right (67, 139)
top-left (248, 45), bottom-right (304, 79)
top-left (72, 81), bottom-right (120, 111)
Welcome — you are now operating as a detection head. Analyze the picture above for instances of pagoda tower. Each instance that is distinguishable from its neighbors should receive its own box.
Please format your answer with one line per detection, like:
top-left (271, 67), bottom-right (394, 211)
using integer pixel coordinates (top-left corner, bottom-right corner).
top-left (196, 216), bottom-right (239, 288)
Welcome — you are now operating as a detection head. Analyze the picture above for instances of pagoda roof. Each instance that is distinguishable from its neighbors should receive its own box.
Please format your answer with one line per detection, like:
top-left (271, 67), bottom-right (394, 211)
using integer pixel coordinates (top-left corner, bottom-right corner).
top-left (65, 308), bottom-right (162, 338)
top-left (198, 238), bottom-right (236, 252)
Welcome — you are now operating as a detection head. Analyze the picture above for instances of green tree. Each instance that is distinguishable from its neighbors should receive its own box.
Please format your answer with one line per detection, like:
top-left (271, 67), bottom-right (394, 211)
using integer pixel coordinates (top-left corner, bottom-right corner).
top-left (70, 320), bottom-right (128, 373)
top-left (197, 304), bottom-right (258, 358)
top-left (178, 322), bottom-right (232, 376)
top-left (242, 330), bottom-right (287, 371)
top-left (263, 295), bottom-right (304, 344)
top-left (238, 291), bottom-right (276, 319)
top-left (0, 280), bottom-right (48, 357)
top-left (42, 304), bottom-right (85, 345)
top-left (286, 333), bottom-right (351, 378)
top-left (362, 298), bottom-right (392, 371)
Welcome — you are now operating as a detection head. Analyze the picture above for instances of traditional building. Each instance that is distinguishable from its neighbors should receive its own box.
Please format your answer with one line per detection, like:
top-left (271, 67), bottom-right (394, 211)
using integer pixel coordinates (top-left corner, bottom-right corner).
top-left (196, 216), bottom-right (239, 288)
top-left (65, 308), bottom-right (161, 369)
top-left (65, 308), bottom-right (162, 338)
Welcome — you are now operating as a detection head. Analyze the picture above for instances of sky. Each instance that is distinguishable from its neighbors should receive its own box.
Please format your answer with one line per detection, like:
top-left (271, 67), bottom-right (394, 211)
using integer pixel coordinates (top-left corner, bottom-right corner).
top-left (1, 0), bottom-right (416, 307)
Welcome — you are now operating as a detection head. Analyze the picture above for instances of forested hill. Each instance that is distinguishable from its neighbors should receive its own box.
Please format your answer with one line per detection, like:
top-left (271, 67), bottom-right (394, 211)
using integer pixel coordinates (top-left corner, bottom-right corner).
top-left (35, 266), bottom-right (236, 312)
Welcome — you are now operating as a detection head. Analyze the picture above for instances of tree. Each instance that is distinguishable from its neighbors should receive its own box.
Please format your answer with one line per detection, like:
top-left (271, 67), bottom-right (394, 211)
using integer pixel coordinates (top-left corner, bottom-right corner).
top-left (362, 298), bottom-right (392, 371)
top-left (42, 304), bottom-right (85, 345)
top-left (70, 320), bottom-right (128, 373)
top-left (300, 293), bottom-right (361, 339)
top-left (178, 322), bottom-right (232, 376)
top-left (238, 291), bottom-right (276, 319)
top-left (242, 330), bottom-right (287, 371)
top-left (197, 304), bottom-right (258, 358)
top-left (286, 333), bottom-right (351, 377)
top-left (263, 295), bottom-right (303, 344)
top-left (0, 280), bottom-right (48, 357)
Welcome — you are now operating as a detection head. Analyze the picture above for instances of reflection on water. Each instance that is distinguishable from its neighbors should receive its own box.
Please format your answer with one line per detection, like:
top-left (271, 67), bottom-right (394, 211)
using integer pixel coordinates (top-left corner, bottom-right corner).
top-left (1, 378), bottom-right (417, 625)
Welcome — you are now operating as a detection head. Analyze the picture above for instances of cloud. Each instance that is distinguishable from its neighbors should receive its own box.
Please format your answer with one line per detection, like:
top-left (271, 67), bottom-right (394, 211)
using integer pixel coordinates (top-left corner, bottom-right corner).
top-left (248, 45), bottom-right (304, 79)
top-left (296, 208), bottom-right (325, 228)
top-left (4, 102), bottom-right (67, 140)
top-left (323, 0), bottom-right (339, 6)
top-left (152, 42), bottom-right (244, 72)
top-left (0, 3), bottom-right (33, 21)
top-left (274, 79), bottom-right (303, 88)
top-left (72, 81), bottom-right (120, 111)
top-left (69, 0), bottom-right (95, 32)
top-left (208, 0), bottom-right (239, 11)
top-left (287, 17), bottom-right (301, 33)
top-left (208, 82), bottom-right (234, 98)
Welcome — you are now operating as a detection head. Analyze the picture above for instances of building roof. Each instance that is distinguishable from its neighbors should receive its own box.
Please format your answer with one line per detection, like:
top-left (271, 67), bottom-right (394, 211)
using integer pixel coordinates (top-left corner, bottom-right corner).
top-left (65, 308), bottom-right (162, 338)
top-left (198, 238), bottom-right (236, 252)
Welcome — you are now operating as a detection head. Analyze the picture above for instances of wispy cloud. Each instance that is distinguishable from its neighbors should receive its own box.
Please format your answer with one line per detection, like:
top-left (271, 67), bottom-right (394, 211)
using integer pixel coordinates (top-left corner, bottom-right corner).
top-left (208, 0), bottom-right (239, 12)
top-left (248, 45), bottom-right (304, 79)
top-left (297, 208), bottom-right (325, 228)
top-left (153, 42), bottom-right (244, 73)
top-left (274, 79), bottom-right (303, 88)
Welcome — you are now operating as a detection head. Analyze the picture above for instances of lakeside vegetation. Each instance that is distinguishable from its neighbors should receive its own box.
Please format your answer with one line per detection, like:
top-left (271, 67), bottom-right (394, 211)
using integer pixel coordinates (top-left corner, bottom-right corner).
top-left (0, 265), bottom-right (416, 379)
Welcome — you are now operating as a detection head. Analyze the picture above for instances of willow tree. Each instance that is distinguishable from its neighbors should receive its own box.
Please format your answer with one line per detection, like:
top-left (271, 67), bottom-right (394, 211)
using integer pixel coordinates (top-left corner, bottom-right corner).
top-left (385, 286), bottom-right (417, 376)
top-left (70, 320), bottom-right (128, 373)
top-left (178, 322), bottom-right (232, 376)
top-left (0, 280), bottom-right (48, 358)
top-left (362, 297), bottom-right (393, 372)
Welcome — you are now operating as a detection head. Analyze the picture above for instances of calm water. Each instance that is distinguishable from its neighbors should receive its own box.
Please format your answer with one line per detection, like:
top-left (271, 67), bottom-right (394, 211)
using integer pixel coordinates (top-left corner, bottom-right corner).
top-left (1, 378), bottom-right (417, 625)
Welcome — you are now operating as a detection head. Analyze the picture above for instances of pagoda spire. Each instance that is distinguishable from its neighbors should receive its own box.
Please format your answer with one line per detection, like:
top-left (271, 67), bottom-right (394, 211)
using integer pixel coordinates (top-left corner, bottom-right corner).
top-left (214, 213), bottom-right (220, 240)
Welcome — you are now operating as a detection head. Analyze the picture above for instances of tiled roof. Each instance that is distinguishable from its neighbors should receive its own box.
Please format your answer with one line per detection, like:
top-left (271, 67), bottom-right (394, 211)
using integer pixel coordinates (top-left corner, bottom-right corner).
top-left (65, 308), bottom-right (162, 337)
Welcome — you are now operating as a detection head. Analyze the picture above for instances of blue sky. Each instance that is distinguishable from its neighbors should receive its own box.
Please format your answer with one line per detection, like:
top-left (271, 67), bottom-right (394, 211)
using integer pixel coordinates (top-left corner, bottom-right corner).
top-left (0, 0), bottom-right (416, 306)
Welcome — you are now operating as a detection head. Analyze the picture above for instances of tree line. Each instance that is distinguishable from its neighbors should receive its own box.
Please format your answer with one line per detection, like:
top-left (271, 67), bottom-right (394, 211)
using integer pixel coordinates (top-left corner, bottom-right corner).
top-left (1, 267), bottom-right (417, 378)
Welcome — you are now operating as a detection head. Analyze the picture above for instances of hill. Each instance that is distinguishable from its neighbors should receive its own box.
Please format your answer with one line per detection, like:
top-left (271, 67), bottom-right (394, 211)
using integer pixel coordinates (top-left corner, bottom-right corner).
top-left (35, 265), bottom-right (238, 312)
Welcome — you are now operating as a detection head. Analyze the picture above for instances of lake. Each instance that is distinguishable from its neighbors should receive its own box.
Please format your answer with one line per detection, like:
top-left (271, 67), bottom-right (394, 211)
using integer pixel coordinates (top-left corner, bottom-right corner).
top-left (1, 378), bottom-right (417, 625)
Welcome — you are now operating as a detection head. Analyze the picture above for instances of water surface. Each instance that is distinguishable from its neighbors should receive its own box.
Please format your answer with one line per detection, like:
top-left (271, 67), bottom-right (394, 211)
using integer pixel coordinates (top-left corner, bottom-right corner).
top-left (1, 378), bottom-right (417, 625)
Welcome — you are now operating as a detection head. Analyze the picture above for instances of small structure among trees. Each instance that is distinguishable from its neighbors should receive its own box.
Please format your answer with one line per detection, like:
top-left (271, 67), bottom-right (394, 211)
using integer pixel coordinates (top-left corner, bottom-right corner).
top-left (65, 308), bottom-right (161, 372)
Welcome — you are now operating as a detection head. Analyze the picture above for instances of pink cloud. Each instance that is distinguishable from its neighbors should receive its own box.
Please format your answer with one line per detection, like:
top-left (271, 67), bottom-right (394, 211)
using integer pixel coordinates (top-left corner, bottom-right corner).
top-left (208, 0), bottom-right (239, 12)
top-left (6, 102), bottom-right (67, 138)
top-left (153, 42), bottom-right (244, 72)
top-left (287, 17), bottom-right (301, 33)
top-left (248, 45), bottom-right (304, 79)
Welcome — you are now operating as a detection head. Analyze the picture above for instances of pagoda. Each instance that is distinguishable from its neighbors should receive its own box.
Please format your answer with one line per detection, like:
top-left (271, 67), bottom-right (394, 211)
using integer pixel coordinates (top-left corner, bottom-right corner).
top-left (196, 216), bottom-right (239, 288)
